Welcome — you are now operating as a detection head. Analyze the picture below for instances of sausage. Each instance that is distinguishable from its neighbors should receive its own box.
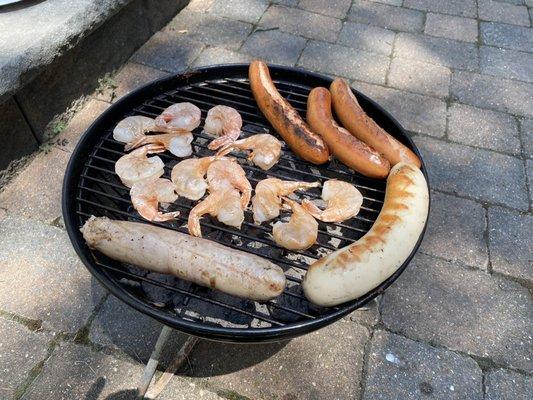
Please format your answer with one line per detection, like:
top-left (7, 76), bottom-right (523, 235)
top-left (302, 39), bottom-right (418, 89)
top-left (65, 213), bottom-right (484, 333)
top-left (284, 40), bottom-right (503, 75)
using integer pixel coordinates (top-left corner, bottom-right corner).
top-left (249, 60), bottom-right (330, 165)
top-left (307, 87), bottom-right (390, 179)
top-left (302, 163), bottom-right (429, 306)
top-left (330, 79), bottom-right (421, 168)
top-left (81, 216), bottom-right (286, 301)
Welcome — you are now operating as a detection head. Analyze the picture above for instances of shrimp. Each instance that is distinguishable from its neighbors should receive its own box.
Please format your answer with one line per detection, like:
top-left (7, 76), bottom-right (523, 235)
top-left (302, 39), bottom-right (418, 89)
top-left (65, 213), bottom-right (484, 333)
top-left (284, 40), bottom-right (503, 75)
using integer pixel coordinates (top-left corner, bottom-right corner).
top-left (130, 178), bottom-right (180, 222)
top-left (273, 198), bottom-right (318, 251)
top-left (155, 102), bottom-right (201, 132)
top-left (302, 179), bottom-right (363, 222)
top-left (216, 134), bottom-right (282, 170)
top-left (115, 144), bottom-right (165, 188)
top-left (125, 131), bottom-right (194, 158)
top-left (113, 116), bottom-right (156, 144)
top-left (206, 158), bottom-right (252, 208)
top-left (188, 188), bottom-right (244, 237)
top-left (251, 178), bottom-right (320, 224)
top-left (204, 105), bottom-right (243, 150)
top-left (170, 156), bottom-right (217, 200)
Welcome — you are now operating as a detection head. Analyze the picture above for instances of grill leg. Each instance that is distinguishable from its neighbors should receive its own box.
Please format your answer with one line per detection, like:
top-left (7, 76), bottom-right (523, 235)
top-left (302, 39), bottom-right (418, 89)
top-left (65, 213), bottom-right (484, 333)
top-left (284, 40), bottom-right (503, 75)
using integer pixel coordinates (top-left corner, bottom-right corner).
top-left (138, 326), bottom-right (199, 399)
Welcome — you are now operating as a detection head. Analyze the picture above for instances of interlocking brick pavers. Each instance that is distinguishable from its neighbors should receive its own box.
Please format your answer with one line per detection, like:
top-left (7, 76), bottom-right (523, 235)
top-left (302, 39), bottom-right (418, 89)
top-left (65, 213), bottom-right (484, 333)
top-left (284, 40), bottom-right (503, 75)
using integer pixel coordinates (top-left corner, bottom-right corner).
top-left (241, 29), bottom-right (307, 65)
top-left (338, 22), bottom-right (396, 56)
top-left (485, 369), bottom-right (533, 400)
top-left (424, 13), bottom-right (478, 43)
top-left (348, 1), bottom-right (425, 33)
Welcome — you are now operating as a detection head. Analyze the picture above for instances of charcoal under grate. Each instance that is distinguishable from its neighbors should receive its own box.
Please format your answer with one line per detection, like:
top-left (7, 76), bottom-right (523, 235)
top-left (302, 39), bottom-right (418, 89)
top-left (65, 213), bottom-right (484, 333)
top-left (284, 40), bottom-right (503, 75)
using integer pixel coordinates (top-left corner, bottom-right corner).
top-left (62, 64), bottom-right (428, 342)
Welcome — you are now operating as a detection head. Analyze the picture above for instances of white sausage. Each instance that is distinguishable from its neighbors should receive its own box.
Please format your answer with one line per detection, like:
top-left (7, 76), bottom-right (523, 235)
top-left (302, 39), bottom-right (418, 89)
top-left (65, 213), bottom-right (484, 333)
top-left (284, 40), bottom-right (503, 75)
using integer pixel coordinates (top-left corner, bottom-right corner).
top-left (81, 217), bottom-right (286, 301)
top-left (302, 163), bottom-right (429, 307)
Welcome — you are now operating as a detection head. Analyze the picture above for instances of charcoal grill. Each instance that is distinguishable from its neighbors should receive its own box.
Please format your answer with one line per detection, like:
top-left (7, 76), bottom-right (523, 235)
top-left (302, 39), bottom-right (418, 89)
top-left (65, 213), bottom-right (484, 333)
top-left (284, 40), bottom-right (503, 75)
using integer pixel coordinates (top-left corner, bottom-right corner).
top-left (62, 64), bottom-right (429, 347)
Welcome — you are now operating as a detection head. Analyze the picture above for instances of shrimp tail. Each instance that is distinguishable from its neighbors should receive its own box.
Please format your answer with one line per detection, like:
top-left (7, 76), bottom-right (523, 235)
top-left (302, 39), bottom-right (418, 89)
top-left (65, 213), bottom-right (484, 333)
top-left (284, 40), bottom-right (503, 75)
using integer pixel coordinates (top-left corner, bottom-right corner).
top-left (301, 199), bottom-right (323, 219)
top-left (124, 136), bottom-right (150, 151)
top-left (215, 145), bottom-right (234, 158)
top-left (152, 211), bottom-right (181, 222)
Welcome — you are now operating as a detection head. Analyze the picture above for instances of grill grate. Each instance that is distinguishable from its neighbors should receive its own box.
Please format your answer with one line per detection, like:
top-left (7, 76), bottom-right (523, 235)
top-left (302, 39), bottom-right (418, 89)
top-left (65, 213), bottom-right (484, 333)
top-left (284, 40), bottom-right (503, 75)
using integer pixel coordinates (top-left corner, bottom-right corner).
top-left (64, 65), bottom-right (426, 342)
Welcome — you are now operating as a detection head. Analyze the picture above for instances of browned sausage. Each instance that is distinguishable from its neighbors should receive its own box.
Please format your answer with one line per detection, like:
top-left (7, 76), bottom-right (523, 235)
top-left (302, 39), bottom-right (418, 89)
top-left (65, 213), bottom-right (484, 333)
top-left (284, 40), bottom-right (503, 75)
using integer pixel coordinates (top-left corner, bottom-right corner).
top-left (249, 61), bottom-right (330, 164)
top-left (330, 79), bottom-right (421, 168)
top-left (307, 87), bottom-right (390, 179)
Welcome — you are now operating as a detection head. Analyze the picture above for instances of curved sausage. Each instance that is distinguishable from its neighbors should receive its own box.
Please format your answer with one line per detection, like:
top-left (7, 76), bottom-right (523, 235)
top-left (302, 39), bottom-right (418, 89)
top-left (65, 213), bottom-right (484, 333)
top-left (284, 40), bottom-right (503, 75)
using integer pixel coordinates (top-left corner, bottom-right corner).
top-left (302, 163), bottom-right (429, 307)
top-left (307, 87), bottom-right (390, 178)
top-left (249, 61), bottom-right (330, 164)
top-left (82, 216), bottom-right (286, 301)
top-left (330, 79), bottom-right (421, 168)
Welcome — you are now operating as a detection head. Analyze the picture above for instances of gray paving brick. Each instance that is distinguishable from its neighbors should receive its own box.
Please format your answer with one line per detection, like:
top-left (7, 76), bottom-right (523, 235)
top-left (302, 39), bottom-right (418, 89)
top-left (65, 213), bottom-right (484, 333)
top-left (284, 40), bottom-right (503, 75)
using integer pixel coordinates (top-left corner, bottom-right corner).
top-left (480, 46), bottom-right (533, 84)
top-left (485, 369), bottom-right (533, 400)
top-left (298, 0), bottom-right (352, 18)
top-left (158, 378), bottom-right (224, 400)
top-left (270, 0), bottom-right (298, 5)
top-left (394, 32), bottom-right (478, 71)
top-left (481, 22), bottom-right (533, 52)
top-left (488, 207), bottom-right (532, 282)
top-left (527, 159), bottom-right (533, 206)
top-left (166, 10), bottom-right (253, 51)
top-left (478, 0), bottom-right (530, 26)
top-left (522, 118), bottom-right (533, 158)
top-left (184, 0), bottom-right (216, 12)
top-left (258, 4), bottom-right (342, 42)
top-left (448, 103), bottom-right (521, 155)
top-left (209, 0), bottom-right (269, 23)
top-left (498, 0), bottom-right (527, 5)
top-left (388, 57), bottom-right (451, 98)
top-left (420, 192), bottom-right (488, 269)
top-left (381, 253), bottom-right (532, 372)
top-left (0, 148), bottom-right (71, 223)
top-left (192, 46), bottom-right (252, 67)
top-left (0, 217), bottom-right (105, 333)
top-left (299, 41), bottom-right (389, 84)
top-left (424, 13), bottom-right (478, 43)
top-left (414, 136), bottom-right (529, 210)
top-left (241, 29), bottom-right (307, 65)
top-left (131, 31), bottom-right (205, 73)
top-left (188, 320), bottom-right (369, 399)
top-left (403, 0), bottom-right (477, 17)
top-left (345, 298), bottom-right (380, 327)
top-left (352, 81), bottom-right (447, 136)
top-left (338, 22), bottom-right (396, 55)
top-left (363, 330), bottom-right (482, 400)
top-left (367, 0), bottom-right (402, 5)
top-left (348, 1), bottom-right (424, 33)
top-left (451, 70), bottom-right (533, 118)
top-left (95, 62), bottom-right (168, 103)
top-left (0, 318), bottom-right (51, 399)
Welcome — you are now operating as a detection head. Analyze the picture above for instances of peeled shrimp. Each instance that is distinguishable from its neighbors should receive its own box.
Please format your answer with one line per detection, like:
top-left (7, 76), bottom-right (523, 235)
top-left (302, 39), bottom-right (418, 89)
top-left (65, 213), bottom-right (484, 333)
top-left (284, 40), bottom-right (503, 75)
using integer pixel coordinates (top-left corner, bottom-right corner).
top-left (206, 158), bottom-right (252, 208)
top-left (125, 132), bottom-right (194, 158)
top-left (251, 178), bottom-right (320, 224)
top-left (302, 179), bottom-right (363, 222)
top-left (170, 156), bottom-right (217, 200)
top-left (113, 116), bottom-right (156, 144)
top-left (115, 145), bottom-right (165, 188)
top-left (188, 188), bottom-right (244, 237)
top-left (130, 178), bottom-right (180, 222)
top-left (216, 134), bottom-right (282, 170)
top-left (205, 105), bottom-right (243, 150)
top-left (273, 198), bottom-right (318, 251)
top-left (155, 102), bottom-right (201, 132)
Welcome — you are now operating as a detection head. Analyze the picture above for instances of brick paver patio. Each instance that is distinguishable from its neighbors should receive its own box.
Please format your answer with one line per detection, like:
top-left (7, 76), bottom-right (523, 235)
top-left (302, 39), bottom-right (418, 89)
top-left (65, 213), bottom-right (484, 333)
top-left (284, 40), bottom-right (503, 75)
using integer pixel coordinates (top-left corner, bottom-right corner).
top-left (0, 0), bottom-right (531, 399)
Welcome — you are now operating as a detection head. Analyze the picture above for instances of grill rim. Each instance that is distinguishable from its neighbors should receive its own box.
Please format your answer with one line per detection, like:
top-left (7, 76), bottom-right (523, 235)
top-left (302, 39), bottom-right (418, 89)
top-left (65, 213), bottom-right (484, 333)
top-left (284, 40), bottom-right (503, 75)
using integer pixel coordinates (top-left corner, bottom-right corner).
top-left (62, 63), bottom-right (430, 343)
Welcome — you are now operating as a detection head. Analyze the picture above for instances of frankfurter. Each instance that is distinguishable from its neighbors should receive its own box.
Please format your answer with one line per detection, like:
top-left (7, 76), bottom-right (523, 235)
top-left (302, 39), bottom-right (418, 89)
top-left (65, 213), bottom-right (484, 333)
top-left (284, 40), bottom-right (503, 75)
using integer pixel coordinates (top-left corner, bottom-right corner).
top-left (249, 61), bottom-right (330, 164)
top-left (307, 87), bottom-right (390, 178)
top-left (330, 79), bottom-right (421, 168)
top-left (302, 163), bottom-right (428, 306)
top-left (81, 216), bottom-right (286, 301)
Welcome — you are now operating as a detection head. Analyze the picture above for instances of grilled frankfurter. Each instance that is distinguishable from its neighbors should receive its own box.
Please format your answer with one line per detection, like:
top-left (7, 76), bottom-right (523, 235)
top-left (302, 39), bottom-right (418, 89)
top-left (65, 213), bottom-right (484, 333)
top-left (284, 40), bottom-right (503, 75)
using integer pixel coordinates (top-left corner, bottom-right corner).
top-left (302, 163), bottom-right (429, 307)
top-left (307, 87), bottom-right (390, 178)
top-left (330, 79), bottom-right (421, 168)
top-left (249, 61), bottom-right (329, 164)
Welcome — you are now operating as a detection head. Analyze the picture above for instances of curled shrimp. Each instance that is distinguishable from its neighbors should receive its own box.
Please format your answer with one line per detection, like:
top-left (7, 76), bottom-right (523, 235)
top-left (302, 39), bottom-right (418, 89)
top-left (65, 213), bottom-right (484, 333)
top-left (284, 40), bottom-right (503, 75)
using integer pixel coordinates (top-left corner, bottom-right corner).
top-left (113, 116), bottom-right (156, 144)
top-left (205, 105), bottom-right (243, 150)
top-left (155, 102), bottom-right (201, 132)
top-left (206, 158), bottom-right (252, 208)
top-left (302, 179), bottom-right (363, 222)
top-left (170, 156), bottom-right (218, 200)
top-left (216, 134), bottom-right (282, 170)
top-left (251, 178), bottom-right (320, 224)
top-left (130, 178), bottom-right (180, 222)
top-left (273, 198), bottom-right (318, 251)
top-left (188, 188), bottom-right (244, 237)
top-left (125, 131), bottom-right (194, 158)
top-left (115, 144), bottom-right (165, 187)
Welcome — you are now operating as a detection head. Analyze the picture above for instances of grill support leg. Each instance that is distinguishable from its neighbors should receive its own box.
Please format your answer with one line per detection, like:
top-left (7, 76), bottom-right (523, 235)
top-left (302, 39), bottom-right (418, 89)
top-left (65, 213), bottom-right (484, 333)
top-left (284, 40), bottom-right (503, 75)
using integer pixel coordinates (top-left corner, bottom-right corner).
top-left (138, 326), bottom-right (199, 399)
